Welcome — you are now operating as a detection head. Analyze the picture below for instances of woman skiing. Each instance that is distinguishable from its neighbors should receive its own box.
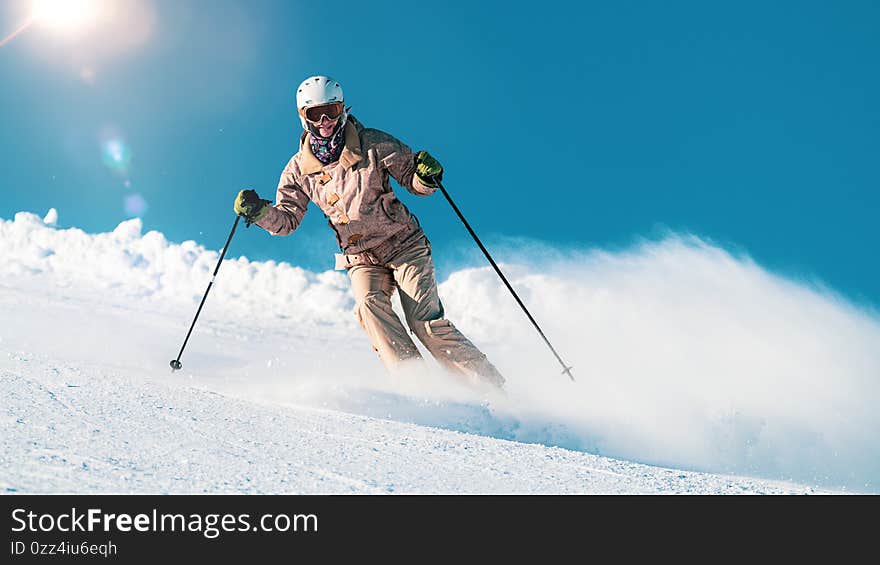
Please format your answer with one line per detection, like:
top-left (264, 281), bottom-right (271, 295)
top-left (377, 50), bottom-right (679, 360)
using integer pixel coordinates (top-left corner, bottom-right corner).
top-left (234, 75), bottom-right (505, 389)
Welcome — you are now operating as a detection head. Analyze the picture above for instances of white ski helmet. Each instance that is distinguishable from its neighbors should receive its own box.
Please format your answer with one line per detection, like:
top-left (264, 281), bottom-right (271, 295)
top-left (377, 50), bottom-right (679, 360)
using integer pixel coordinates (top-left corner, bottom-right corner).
top-left (296, 75), bottom-right (345, 130)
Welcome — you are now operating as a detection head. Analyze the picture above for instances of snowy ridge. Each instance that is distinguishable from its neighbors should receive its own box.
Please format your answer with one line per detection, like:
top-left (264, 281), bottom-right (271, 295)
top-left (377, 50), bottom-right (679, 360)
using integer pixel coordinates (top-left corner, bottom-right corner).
top-left (1, 210), bottom-right (354, 328)
top-left (2, 210), bottom-right (879, 493)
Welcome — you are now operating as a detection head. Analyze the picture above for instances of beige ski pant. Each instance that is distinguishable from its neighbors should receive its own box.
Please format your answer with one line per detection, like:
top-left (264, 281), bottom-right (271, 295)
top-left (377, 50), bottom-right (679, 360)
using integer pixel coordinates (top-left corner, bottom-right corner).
top-left (348, 236), bottom-right (505, 388)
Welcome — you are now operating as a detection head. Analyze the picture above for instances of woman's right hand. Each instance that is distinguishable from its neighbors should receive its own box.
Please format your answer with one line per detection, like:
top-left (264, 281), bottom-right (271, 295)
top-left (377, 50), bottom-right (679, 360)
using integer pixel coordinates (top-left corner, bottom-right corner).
top-left (233, 189), bottom-right (271, 221)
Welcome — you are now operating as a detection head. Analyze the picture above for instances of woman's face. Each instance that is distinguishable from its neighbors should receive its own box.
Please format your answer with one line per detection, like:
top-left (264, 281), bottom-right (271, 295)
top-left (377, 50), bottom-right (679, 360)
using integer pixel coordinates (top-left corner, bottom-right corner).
top-left (317, 115), bottom-right (339, 138)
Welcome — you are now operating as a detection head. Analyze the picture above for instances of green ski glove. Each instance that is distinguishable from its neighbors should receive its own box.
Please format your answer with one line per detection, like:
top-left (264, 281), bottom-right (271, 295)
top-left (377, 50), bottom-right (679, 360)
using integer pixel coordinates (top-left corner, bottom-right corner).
top-left (233, 189), bottom-right (271, 222)
top-left (415, 150), bottom-right (443, 188)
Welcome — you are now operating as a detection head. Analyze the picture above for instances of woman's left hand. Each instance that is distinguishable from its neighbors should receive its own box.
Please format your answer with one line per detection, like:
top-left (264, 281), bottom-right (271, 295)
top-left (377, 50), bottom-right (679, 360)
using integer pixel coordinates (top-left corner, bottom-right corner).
top-left (415, 150), bottom-right (443, 187)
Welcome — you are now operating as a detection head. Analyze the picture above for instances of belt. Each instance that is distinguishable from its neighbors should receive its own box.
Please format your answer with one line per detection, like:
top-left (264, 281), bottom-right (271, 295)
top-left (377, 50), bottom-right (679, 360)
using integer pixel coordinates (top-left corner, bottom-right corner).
top-left (335, 250), bottom-right (379, 269)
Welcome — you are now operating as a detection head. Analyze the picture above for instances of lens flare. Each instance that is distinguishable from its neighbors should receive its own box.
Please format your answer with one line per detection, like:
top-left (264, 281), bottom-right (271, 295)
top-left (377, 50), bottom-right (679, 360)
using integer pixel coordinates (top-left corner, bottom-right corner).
top-left (124, 193), bottom-right (148, 217)
top-left (101, 138), bottom-right (132, 173)
top-left (80, 66), bottom-right (97, 85)
top-left (0, 19), bottom-right (34, 48)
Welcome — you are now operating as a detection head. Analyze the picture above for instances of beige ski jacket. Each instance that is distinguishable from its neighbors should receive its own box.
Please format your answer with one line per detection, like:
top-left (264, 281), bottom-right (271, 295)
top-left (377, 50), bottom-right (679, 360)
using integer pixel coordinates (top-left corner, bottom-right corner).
top-left (255, 115), bottom-right (436, 264)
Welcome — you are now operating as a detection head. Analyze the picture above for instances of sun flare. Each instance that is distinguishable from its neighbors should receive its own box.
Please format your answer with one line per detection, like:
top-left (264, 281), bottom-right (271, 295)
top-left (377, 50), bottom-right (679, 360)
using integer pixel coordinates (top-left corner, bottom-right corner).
top-left (31, 0), bottom-right (100, 32)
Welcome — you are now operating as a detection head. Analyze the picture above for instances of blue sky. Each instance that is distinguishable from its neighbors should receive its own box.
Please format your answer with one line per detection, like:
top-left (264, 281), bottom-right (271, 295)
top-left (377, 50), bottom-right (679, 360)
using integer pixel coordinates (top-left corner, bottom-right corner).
top-left (1, 0), bottom-right (878, 305)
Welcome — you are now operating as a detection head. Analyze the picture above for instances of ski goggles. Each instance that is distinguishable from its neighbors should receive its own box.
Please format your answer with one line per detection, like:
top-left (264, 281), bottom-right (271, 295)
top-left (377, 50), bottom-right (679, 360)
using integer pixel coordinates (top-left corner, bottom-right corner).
top-left (300, 102), bottom-right (345, 124)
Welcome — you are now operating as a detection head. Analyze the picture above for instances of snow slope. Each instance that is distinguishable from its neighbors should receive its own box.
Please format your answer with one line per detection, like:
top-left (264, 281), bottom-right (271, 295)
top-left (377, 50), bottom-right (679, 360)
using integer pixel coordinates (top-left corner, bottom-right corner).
top-left (2, 210), bottom-right (879, 493)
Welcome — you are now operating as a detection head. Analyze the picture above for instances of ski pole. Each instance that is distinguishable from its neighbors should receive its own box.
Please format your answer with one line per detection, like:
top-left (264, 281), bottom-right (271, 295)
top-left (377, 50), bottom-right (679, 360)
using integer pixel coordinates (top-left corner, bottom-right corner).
top-left (170, 214), bottom-right (244, 372)
top-left (432, 176), bottom-right (575, 381)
